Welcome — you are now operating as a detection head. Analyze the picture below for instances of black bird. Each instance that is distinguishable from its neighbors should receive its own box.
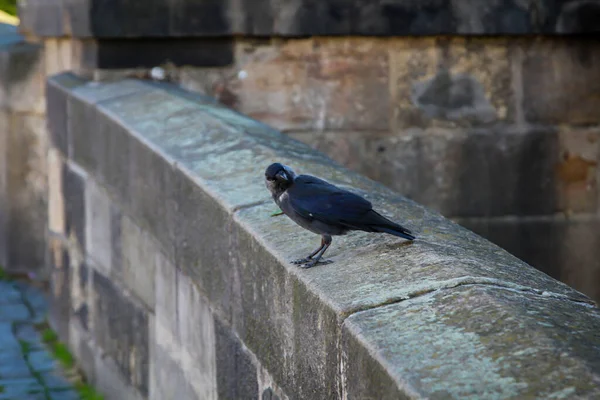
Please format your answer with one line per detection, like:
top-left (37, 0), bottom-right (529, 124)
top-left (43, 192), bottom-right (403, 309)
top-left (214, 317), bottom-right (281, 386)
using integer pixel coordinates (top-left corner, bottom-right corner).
top-left (264, 163), bottom-right (415, 268)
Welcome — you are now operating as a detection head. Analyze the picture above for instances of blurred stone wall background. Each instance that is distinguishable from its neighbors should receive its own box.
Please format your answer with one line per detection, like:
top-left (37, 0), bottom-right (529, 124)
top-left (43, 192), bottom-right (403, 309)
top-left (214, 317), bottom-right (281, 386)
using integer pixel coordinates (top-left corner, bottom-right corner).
top-left (11, 0), bottom-right (600, 301)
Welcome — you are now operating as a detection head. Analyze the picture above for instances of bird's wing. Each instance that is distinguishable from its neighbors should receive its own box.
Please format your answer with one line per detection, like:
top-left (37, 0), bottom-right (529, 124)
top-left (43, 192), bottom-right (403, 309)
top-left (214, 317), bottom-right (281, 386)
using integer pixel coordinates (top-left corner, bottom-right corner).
top-left (287, 175), bottom-right (373, 227)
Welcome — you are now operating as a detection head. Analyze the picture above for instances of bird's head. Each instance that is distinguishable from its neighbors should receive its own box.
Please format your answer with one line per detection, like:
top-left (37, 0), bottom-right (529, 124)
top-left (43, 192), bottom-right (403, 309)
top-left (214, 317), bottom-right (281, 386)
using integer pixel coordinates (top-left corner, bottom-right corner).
top-left (265, 163), bottom-right (296, 196)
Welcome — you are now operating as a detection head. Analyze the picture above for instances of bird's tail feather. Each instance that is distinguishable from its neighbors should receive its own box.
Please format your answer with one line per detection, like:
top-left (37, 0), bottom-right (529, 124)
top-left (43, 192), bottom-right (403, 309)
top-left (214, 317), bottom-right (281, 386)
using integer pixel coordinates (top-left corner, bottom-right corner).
top-left (373, 225), bottom-right (415, 241)
top-left (366, 211), bottom-right (415, 240)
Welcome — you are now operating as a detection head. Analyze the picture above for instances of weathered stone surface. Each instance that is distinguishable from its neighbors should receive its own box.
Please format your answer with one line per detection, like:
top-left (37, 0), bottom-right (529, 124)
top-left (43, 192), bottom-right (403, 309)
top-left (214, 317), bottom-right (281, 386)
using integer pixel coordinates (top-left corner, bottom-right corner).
top-left (521, 37), bottom-right (600, 125)
top-left (70, 258), bottom-right (90, 331)
top-left (176, 271), bottom-right (217, 398)
top-left (48, 148), bottom-right (65, 235)
top-left (94, 352), bottom-right (145, 400)
top-left (343, 285), bottom-right (600, 399)
top-left (0, 39), bottom-right (44, 114)
top-left (47, 235), bottom-right (71, 342)
top-left (150, 341), bottom-right (198, 400)
top-left (121, 216), bottom-right (156, 309)
top-left (92, 270), bottom-right (149, 396)
top-left (154, 264), bottom-right (218, 399)
top-left (63, 162), bottom-right (86, 252)
top-left (44, 38), bottom-right (76, 77)
top-left (0, 111), bottom-right (8, 267)
top-left (391, 37), bottom-right (513, 130)
top-left (57, 75), bottom-right (600, 400)
top-left (215, 318), bottom-right (258, 400)
top-left (3, 114), bottom-right (48, 272)
top-left (459, 216), bottom-right (600, 303)
top-left (224, 38), bottom-right (390, 132)
top-left (46, 73), bottom-right (87, 156)
top-left (68, 318), bottom-right (96, 385)
top-left (85, 179), bottom-right (113, 276)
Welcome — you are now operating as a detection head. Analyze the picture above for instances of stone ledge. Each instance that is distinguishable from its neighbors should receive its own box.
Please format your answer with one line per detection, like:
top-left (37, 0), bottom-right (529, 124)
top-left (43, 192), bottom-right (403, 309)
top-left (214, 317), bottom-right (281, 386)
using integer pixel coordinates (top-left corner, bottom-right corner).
top-left (19, 0), bottom-right (600, 38)
top-left (48, 72), bottom-right (600, 399)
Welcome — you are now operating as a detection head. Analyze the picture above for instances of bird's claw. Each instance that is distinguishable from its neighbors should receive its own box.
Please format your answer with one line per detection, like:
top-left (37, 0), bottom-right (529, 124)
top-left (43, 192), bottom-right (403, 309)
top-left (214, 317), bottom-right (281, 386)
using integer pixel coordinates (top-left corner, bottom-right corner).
top-left (291, 258), bottom-right (312, 265)
top-left (293, 259), bottom-right (333, 268)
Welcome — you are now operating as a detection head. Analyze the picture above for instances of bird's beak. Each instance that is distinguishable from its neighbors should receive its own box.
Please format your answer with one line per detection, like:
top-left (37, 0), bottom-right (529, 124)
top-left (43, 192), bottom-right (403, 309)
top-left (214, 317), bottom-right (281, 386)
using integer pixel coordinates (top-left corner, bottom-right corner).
top-left (275, 171), bottom-right (288, 181)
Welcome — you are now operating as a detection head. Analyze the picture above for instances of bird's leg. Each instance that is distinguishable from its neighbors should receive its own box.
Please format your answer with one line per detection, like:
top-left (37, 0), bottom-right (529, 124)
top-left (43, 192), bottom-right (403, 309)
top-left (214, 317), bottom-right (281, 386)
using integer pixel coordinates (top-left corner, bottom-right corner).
top-left (291, 237), bottom-right (326, 265)
top-left (300, 235), bottom-right (333, 269)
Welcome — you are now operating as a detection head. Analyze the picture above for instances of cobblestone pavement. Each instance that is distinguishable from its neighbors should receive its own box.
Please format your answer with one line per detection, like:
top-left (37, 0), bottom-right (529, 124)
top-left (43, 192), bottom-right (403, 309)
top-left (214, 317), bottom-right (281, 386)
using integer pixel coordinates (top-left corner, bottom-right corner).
top-left (0, 280), bottom-right (80, 400)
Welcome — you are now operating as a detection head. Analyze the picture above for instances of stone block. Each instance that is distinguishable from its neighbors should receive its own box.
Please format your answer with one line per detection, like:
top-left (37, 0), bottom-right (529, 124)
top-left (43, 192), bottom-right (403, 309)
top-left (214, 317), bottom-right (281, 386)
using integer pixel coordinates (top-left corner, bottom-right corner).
top-left (70, 259), bottom-right (90, 331)
top-left (215, 318), bottom-right (258, 400)
top-left (121, 216), bottom-right (157, 310)
top-left (18, 0), bottom-right (65, 37)
top-left (85, 180), bottom-right (113, 276)
top-left (46, 72), bottom-right (87, 156)
top-left (48, 148), bottom-right (65, 235)
top-left (45, 38), bottom-right (75, 77)
top-left (460, 216), bottom-right (600, 303)
top-left (390, 37), bottom-right (513, 130)
top-left (47, 235), bottom-right (71, 343)
top-left (4, 114), bottom-right (48, 272)
top-left (154, 252), bottom-right (178, 339)
top-left (520, 37), bottom-right (600, 125)
top-left (94, 353), bottom-right (145, 400)
top-left (0, 111), bottom-right (8, 267)
top-left (0, 40), bottom-right (45, 114)
top-left (202, 38), bottom-right (390, 131)
top-left (176, 271), bottom-right (217, 398)
top-left (92, 270), bottom-right (149, 397)
top-left (63, 162), bottom-right (86, 252)
top-left (149, 339), bottom-right (200, 400)
top-left (68, 318), bottom-right (96, 386)
top-left (343, 285), bottom-right (600, 399)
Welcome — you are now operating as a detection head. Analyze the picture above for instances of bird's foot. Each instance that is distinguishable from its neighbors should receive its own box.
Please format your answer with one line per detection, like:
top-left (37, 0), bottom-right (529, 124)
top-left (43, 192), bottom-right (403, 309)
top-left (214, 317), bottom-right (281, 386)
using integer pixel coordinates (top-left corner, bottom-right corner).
top-left (291, 257), bottom-right (312, 265)
top-left (296, 259), bottom-right (333, 269)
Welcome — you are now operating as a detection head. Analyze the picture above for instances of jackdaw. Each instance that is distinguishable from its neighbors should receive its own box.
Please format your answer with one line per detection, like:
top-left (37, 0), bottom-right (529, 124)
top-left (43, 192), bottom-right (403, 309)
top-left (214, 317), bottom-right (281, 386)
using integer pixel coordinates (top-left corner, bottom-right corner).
top-left (265, 163), bottom-right (415, 268)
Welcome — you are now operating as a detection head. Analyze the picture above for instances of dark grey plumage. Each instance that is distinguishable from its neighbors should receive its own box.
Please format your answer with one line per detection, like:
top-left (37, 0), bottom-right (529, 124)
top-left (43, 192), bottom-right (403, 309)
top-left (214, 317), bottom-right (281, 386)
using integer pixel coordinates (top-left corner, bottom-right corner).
top-left (265, 163), bottom-right (415, 268)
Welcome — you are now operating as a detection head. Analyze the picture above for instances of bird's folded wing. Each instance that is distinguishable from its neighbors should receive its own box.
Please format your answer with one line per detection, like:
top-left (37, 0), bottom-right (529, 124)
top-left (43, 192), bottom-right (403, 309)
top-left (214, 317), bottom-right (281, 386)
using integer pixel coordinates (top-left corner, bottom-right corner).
top-left (287, 176), bottom-right (373, 227)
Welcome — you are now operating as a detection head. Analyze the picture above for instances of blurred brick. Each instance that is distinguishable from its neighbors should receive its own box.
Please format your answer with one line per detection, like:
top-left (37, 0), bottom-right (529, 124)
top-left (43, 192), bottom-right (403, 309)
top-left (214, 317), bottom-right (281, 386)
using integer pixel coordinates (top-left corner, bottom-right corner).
top-left (290, 126), bottom-right (596, 218)
top-left (92, 270), bottom-right (149, 396)
top-left (520, 37), bottom-right (600, 125)
top-left (48, 148), bottom-right (65, 235)
top-left (196, 38), bottom-right (390, 131)
top-left (390, 37), bottom-right (514, 130)
top-left (0, 40), bottom-right (45, 114)
top-left (4, 115), bottom-right (48, 272)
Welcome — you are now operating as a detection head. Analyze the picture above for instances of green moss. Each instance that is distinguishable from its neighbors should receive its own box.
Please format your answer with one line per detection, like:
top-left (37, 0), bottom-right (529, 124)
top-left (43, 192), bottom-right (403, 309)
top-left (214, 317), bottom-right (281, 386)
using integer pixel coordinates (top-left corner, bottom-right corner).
top-left (36, 322), bottom-right (104, 400)
top-left (76, 382), bottom-right (105, 400)
top-left (41, 328), bottom-right (58, 343)
top-left (0, 385), bottom-right (4, 393)
top-left (0, 265), bottom-right (8, 280)
top-left (19, 339), bottom-right (31, 354)
top-left (53, 342), bottom-right (74, 369)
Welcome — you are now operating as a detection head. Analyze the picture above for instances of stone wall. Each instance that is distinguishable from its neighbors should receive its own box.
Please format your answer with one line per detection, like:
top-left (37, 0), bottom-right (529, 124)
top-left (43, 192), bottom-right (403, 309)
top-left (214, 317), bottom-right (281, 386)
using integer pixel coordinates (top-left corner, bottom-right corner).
top-left (17, 0), bottom-right (600, 301)
top-left (40, 72), bottom-right (600, 399)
